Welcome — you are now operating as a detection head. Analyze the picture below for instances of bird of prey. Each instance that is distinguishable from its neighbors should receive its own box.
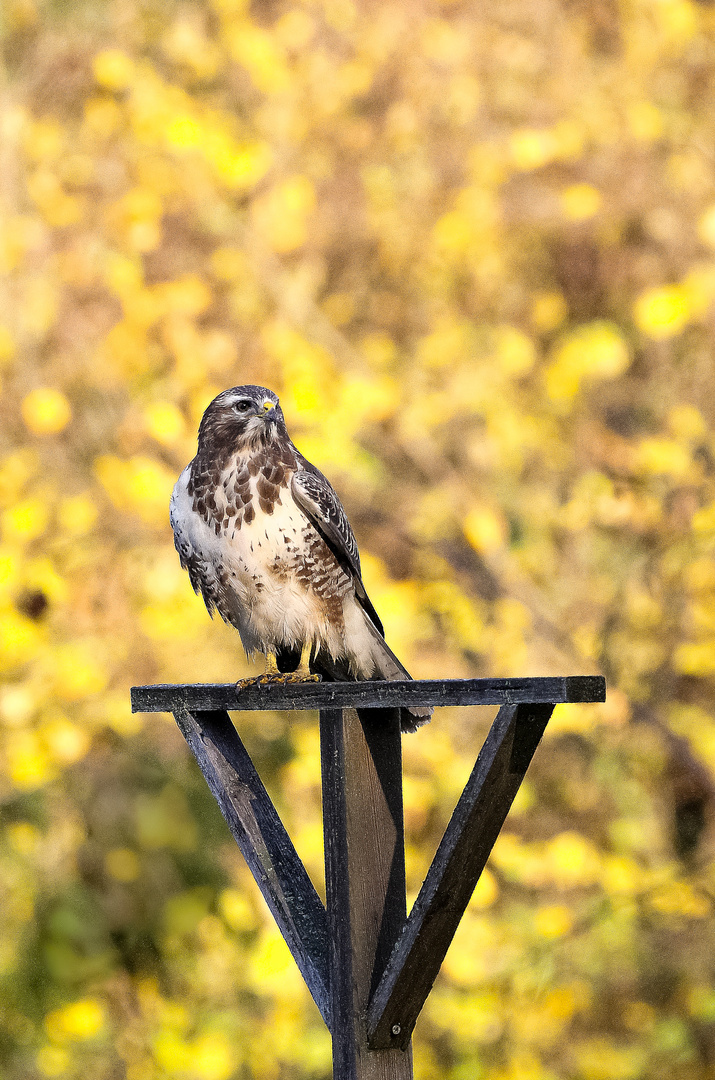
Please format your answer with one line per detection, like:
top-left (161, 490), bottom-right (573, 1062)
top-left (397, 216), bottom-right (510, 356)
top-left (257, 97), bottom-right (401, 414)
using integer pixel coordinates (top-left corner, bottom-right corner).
top-left (170, 384), bottom-right (431, 732)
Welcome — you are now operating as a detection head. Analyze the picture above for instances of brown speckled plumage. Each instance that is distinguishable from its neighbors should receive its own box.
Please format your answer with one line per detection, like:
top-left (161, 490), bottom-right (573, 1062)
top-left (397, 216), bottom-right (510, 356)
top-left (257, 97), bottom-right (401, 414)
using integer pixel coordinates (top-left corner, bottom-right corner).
top-left (170, 384), bottom-right (431, 731)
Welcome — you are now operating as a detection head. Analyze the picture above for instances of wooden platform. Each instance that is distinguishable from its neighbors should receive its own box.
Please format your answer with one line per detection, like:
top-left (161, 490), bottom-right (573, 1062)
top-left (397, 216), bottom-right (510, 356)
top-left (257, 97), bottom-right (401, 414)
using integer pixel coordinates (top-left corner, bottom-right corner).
top-left (131, 675), bottom-right (605, 1079)
top-left (130, 674), bottom-right (605, 713)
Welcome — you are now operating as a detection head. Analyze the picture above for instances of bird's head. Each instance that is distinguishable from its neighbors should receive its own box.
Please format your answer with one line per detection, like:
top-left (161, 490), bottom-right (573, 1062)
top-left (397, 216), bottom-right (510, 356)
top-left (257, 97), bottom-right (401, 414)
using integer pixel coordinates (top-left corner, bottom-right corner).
top-left (197, 385), bottom-right (287, 453)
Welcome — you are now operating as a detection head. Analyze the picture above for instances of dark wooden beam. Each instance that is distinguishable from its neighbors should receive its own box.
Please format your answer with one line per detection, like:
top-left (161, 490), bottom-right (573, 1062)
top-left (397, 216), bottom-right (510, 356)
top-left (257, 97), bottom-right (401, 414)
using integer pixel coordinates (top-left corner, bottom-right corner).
top-left (366, 703), bottom-right (554, 1050)
top-left (132, 675), bottom-right (605, 714)
top-left (172, 707), bottom-right (330, 1025)
top-left (141, 680), bottom-right (600, 1070)
top-left (321, 708), bottom-right (412, 1079)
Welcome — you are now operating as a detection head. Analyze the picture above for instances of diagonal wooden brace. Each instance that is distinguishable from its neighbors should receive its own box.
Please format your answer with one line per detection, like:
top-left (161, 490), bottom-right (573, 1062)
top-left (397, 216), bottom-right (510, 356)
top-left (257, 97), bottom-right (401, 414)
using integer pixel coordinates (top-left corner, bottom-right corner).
top-left (172, 707), bottom-right (330, 1025)
top-left (366, 703), bottom-right (553, 1049)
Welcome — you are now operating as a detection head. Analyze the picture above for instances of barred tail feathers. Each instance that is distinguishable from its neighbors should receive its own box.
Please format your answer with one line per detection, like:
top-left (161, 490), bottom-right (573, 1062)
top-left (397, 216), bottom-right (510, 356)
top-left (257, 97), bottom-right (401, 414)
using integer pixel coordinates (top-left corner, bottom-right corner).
top-left (362, 611), bottom-right (432, 732)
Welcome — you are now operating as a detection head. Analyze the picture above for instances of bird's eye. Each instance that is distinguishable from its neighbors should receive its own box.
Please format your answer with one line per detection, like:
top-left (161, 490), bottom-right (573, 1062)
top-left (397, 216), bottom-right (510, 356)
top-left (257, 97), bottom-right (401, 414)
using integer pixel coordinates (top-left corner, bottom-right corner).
top-left (234, 400), bottom-right (252, 413)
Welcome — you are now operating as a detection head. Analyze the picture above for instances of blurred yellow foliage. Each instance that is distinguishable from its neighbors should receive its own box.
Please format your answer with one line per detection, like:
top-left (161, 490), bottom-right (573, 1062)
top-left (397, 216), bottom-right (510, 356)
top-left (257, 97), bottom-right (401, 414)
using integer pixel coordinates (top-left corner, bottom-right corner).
top-left (546, 322), bottom-right (631, 402)
top-left (510, 128), bottom-right (557, 171)
top-left (144, 402), bottom-right (187, 447)
top-left (153, 1029), bottom-right (235, 1079)
top-left (52, 642), bottom-right (108, 700)
top-left (471, 867), bottom-right (498, 909)
top-left (572, 1038), bottom-right (646, 1080)
top-left (95, 454), bottom-right (176, 525)
top-left (6, 728), bottom-right (54, 789)
top-left (36, 1046), bottom-right (70, 1077)
top-left (45, 999), bottom-right (106, 1042)
top-left (93, 49), bottom-right (135, 90)
top-left (627, 100), bottom-right (664, 142)
top-left (2, 496), bottom-right (49, 542)
top-left (531, 291), bottom-right (567, 332)
top-left (0, 0), bottom-right (714, 1075)
top-left (633, 283), bottom-right (692, 339)
top-left (253, 175), bottom-right (316, 252)
top-left (463, 506), bottom-right (506, 554)
top-left (561, 183), bottom-right (602, 222)
top-left (635, 437), bottom-right (691, 478)
top-left (21, 388), bottom-right (72, 436)
top-left (105, 847), bottom-right (141, 882)
top-left (57, 492), bottom-right (98, 535)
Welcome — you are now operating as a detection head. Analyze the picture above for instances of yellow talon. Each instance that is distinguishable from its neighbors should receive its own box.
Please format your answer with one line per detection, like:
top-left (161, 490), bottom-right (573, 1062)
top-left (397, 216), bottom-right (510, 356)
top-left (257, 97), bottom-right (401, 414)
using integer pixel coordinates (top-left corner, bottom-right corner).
top-left (235, 676), bottom-right (261, 690)
top-left (256, 672), bottom-right (285, 685)
top-left (236, 651), bottom-right (279, 690)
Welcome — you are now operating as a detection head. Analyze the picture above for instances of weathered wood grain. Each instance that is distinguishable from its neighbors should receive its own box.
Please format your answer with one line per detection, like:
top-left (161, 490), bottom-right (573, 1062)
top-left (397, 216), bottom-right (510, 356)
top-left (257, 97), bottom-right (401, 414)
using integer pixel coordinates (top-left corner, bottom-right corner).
top-left (173, 707), bottom-right (330, 1024)
top-left (148, 679), bottom-right (596, 1074)
top-left (366, 703), bottom-right (554, 1050)
top-left (132, 675), bottom-right (605, 714)
top-left (321, 708), bottom-right (413, 1080)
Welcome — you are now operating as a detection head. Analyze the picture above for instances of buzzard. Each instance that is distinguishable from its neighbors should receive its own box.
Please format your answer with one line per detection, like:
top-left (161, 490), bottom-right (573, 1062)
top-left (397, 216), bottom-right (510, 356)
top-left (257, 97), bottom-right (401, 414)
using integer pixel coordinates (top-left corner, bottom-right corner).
top-left (170, 384), bottom-right (431, 732)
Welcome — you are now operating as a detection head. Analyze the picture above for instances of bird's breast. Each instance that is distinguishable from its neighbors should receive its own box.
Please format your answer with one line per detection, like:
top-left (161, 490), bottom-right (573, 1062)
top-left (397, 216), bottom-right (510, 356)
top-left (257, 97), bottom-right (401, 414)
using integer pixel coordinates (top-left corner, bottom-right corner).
top-left (176, 449), bottom-right (353, 652)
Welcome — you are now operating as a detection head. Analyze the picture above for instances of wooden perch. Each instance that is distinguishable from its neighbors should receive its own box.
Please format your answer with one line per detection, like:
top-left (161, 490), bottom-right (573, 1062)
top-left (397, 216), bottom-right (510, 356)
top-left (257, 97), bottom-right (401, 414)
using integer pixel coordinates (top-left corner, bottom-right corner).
top-left (131, 676), bottom-right (605, 1080)
top-left (131, 675), bottom-right (604, 714)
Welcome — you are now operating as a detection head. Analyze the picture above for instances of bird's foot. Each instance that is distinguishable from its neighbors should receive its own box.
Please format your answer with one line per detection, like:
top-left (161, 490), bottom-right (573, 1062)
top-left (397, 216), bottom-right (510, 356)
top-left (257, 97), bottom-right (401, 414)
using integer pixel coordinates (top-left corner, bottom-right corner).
top-left (274, 671), bottom-right (322, 684)
top-left (235, 672), bottom-right (322, 691)
top-left (256, 671), bottom-right (322, 685)
top-left (235, 675), bottom-right (267, 691)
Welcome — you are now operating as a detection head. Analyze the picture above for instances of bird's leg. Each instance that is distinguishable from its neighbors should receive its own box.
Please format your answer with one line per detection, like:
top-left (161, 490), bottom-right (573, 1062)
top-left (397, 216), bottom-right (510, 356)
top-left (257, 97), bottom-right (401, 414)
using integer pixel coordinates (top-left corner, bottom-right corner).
top-left (258, 641), bottom-right (321, 683)
top-left (236, 645), bottom-right (322, 691)
top-left (263, 651), bottom-right (281, 678)
top-left (279, 640), bottom-right (321, 683)
top-left (239, 642), bottom-right (320, 688)
top-left (256, 650), bottom-right (289, 684)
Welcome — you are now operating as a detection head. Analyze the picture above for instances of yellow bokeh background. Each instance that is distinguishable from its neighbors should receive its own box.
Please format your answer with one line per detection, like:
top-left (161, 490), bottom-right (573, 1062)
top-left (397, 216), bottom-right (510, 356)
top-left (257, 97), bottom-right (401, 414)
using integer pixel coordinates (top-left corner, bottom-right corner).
top-left (2, 0), bottom-right (715, 1077)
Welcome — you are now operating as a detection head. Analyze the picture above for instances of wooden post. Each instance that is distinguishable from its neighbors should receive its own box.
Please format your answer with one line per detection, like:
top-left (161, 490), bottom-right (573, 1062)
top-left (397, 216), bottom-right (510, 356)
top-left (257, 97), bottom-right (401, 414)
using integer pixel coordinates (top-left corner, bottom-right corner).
top-left (320, 708), bottom-right (412, 1080)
